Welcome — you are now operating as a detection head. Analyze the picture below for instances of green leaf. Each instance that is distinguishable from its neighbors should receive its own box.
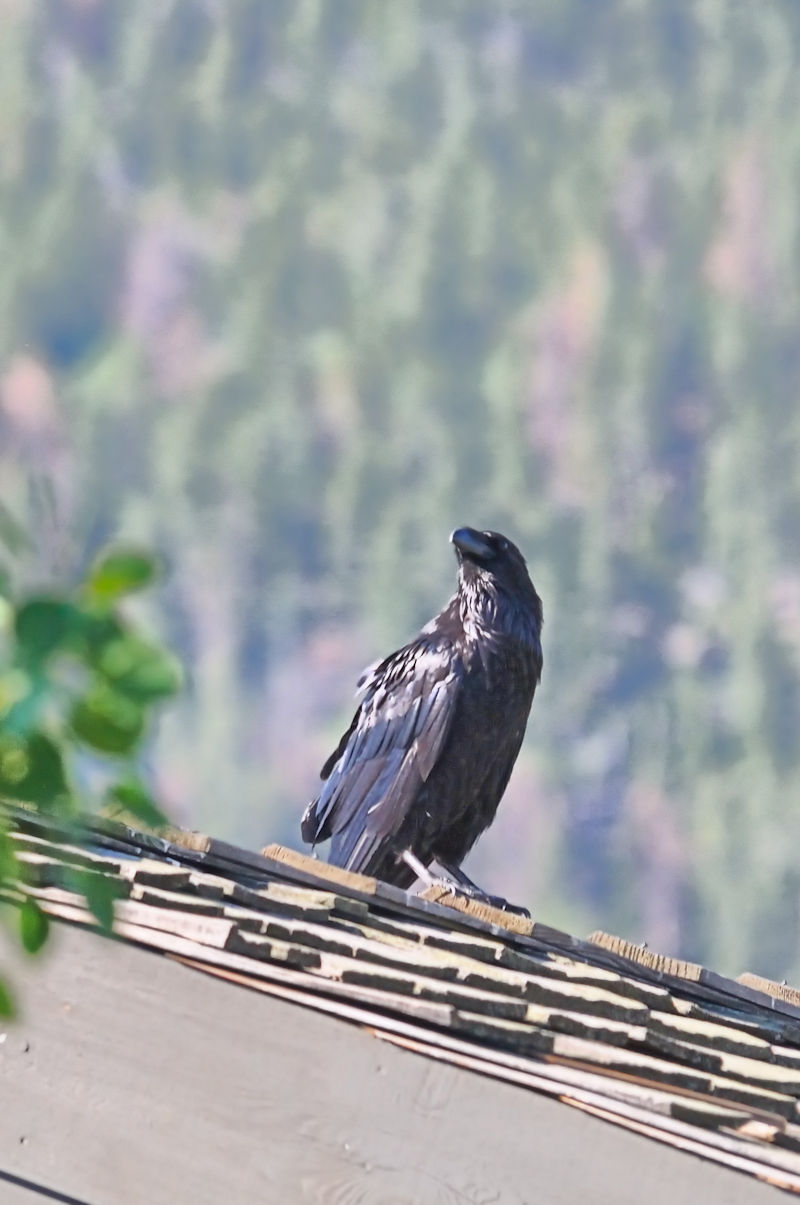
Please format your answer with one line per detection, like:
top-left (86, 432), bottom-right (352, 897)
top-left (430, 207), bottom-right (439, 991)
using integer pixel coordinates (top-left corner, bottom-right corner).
top-left (96, 635), bottom-right (182, 702)
top-left (0, 732), bottom-right (70, 806)
top-left (82, 611), bottom-right (125, 652)
top-left (0, 975), bottom-right (16, 1019)
top-left (77, 871), bottom-right (119, 932)
top-left (15, 598), bottom-right (85, 665)
top-left (70, 684), bottom-right (144, 755)
top-left (107, 778), bottom-right (168, 829)
top-left (19, 896), bottom-right (49, 954)
top-left (87, 548), bottom-right (159, 605)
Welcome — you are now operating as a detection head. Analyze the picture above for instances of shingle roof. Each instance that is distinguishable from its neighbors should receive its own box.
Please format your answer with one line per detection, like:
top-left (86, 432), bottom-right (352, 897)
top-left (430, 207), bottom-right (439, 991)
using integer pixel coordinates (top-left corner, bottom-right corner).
top-left (4, 802), bottom-right (800, 1195)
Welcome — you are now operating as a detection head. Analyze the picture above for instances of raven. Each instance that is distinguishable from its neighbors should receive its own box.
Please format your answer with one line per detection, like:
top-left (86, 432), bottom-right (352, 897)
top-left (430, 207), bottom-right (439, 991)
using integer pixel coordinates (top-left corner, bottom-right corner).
top-left (301, 527), bottom-right (543, 906)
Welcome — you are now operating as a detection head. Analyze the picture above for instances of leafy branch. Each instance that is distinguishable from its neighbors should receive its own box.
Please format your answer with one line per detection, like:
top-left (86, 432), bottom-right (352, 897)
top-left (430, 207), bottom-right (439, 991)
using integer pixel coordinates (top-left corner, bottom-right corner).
top-left (0, 527), bottom-right (182, 1016)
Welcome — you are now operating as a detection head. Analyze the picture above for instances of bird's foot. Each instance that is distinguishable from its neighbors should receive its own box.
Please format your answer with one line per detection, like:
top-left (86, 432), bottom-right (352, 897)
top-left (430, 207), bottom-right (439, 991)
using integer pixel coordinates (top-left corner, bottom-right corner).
top-left (433, 860), bottom-right (531, 917)
top-left (454, 884), bottom-right (531, 918)
top-left (424, 877), bottom-right (531, 918)
top-left (424, 877), bottom-right (461, 901)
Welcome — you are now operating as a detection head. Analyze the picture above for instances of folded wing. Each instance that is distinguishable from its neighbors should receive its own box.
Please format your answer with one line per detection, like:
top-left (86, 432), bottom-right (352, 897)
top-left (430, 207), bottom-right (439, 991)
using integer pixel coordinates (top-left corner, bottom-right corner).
top-left (301, 636), bottom-right (461, 874)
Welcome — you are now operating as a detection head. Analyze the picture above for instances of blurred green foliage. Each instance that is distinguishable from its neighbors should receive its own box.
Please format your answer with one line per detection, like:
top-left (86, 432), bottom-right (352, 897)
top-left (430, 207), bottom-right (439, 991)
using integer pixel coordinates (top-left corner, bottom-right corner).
top-left (0, 531), bottom-right (179, 1015)
top-left (2, 2), bottom-right (800, 979)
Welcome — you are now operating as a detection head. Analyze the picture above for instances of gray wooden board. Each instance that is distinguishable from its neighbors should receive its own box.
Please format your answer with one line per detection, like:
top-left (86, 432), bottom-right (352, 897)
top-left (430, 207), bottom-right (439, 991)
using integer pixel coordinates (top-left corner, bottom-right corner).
top-left (0, 924), bottom-right (787, 1205)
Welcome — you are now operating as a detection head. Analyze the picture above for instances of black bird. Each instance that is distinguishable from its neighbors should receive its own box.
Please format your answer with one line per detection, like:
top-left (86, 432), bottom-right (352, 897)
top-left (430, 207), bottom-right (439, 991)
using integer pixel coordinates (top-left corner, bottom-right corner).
top-left (301, 527), bottom-right (543, 906)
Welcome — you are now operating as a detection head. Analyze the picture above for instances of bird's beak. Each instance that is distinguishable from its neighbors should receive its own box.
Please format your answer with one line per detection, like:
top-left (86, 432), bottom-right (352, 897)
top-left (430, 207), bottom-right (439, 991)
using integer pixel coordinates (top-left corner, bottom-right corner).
top-left (451, 527), bottom-right (493, 562)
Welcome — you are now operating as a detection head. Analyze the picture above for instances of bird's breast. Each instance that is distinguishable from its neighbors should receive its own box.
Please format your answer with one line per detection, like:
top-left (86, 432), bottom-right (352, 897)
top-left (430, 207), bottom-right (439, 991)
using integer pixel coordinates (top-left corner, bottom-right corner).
top-left (462, 631), bottom-right (539, 697)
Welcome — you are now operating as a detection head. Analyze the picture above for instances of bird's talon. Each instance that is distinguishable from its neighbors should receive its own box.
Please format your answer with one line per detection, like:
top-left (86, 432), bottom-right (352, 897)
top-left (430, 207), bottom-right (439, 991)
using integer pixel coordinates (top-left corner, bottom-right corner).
top-left (479, 894), bottom-right (529, 917)
top-left (431, 879), bottom-right (530, 917)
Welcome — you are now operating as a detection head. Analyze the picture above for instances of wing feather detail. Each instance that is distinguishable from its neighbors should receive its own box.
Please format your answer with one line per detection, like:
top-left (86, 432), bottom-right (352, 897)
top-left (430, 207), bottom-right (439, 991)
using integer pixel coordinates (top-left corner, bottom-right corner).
top-left (301, 638), bottom-right (461, 871)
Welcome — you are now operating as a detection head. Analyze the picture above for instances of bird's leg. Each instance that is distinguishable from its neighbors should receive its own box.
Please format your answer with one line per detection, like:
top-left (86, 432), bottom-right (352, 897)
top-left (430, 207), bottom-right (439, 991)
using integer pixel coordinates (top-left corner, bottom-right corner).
top-left (436, 861), bottom-right (489, 893)
top-left (435, 860), bottom-right (531, 918)
top-left (400, 849), bottom-right (457, 897)
top-left (399, 850), bottom-right (529, 917)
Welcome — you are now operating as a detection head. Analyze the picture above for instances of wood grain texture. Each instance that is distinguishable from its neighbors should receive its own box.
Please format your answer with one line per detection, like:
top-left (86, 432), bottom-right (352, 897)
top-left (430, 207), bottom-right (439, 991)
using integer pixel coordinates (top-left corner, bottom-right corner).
top-left (419, 884), bottom-right (534, 935)
top-left (158, 827), bottom-right (212, 853)
top-left (587, 930), bottom-right (705, 981)
top-left (739, 974), bottom-right (800, 1009)
top-left (0, 925), bottom-right (785, 1205)
top-left (262, 843), bottom-right (379, 895)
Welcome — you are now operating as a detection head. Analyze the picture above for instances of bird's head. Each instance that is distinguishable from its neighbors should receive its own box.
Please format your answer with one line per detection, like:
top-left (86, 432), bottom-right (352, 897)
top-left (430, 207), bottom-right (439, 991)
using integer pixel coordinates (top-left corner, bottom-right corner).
top-left (451, 527), bottom-right (543, 638)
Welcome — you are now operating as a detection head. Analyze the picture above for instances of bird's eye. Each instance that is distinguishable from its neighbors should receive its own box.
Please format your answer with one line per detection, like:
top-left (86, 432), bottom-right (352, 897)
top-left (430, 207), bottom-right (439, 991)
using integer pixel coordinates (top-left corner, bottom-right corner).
top-left (498, 538), bottom-right (509, 552)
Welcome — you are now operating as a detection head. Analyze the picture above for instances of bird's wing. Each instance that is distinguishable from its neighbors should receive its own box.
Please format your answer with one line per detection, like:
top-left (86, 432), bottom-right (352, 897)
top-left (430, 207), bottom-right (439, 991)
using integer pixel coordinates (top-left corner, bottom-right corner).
top-left (301, 636), bottom-right (461, 872)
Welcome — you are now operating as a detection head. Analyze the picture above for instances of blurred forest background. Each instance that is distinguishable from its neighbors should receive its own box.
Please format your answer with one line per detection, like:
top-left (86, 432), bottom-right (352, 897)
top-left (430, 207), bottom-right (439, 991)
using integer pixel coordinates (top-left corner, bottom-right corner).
top-left (2, 0), bottom-right (800, 980)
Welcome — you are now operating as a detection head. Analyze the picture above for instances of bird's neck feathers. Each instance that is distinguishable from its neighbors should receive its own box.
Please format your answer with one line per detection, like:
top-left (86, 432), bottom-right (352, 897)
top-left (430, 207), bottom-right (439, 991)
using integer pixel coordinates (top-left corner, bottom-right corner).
top-left (457, 568), bottom-right (542, 650)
